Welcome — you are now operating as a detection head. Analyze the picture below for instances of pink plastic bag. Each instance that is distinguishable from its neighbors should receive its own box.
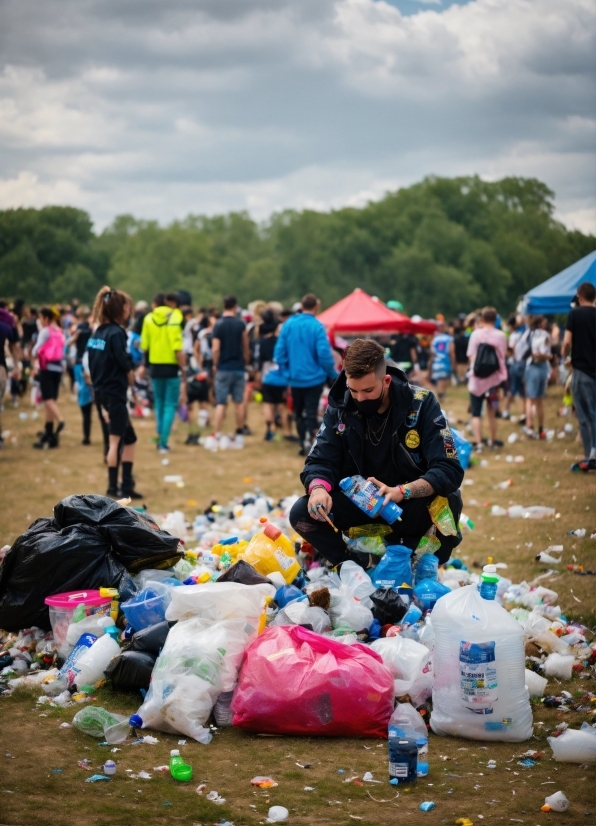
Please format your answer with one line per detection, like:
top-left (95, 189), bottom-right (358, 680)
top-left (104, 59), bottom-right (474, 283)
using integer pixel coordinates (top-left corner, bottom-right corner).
top-left (231, 625), bottom-right (395, 738)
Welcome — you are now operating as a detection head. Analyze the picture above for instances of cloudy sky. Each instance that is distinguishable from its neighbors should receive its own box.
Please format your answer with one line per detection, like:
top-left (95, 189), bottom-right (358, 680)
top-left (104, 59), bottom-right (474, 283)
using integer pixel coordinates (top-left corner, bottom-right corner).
top-left (0, 0), bottom-right (594, 232)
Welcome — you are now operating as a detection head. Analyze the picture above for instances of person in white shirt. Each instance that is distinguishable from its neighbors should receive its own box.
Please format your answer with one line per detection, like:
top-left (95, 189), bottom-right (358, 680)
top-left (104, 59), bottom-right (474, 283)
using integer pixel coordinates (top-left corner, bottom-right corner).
top-left (523, 315), bottom-right (551, 439)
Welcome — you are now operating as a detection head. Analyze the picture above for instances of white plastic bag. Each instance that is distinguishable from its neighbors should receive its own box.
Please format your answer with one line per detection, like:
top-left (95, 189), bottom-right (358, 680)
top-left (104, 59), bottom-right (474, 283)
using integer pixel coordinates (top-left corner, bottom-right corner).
top-left (431, 584), bottom-right (533, 742)
top-left (135, 618), bottom-right (252, 743)
top-left (524, 669), bottom-right (548, 698)
top-left (272, 603), bottom-right (331, 634)
top-left (165, 581), bottom-right (275, 629)
top-left (548, 724), bottom-right (596, 764)
top-left (371, 635), bottom-right (432, 704)
top-left (327, 562), bottom-right (375, 631)
top-left (543, 652), bottom-right (575, 680)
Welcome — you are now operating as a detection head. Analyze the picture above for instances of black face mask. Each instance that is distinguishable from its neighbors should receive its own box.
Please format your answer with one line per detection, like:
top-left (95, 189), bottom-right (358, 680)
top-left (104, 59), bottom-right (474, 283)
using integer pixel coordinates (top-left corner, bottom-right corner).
top-left (353, 383), bottom-right (386, 417)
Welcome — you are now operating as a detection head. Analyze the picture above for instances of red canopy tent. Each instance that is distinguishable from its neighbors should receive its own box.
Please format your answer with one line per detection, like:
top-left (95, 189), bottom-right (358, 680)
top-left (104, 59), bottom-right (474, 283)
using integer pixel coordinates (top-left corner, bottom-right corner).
top-left (318, 288), bottom-right (437, 335)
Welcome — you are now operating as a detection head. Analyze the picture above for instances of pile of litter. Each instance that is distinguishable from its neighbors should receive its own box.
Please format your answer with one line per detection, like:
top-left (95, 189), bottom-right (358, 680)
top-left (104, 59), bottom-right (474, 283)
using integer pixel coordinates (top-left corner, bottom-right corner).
top-left (1, 487), bottom-right (595, 815)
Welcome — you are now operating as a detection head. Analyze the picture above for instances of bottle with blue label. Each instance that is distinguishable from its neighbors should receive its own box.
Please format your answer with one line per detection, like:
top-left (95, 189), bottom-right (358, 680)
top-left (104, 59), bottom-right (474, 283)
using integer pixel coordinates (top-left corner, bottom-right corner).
top-left (479, 562), bottom-right (499, 600)
top-left (338, 476), bottom-right (402, 524)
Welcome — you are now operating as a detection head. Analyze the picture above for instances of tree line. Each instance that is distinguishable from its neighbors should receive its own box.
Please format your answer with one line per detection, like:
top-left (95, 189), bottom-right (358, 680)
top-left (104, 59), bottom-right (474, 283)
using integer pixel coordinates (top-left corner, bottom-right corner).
top-left (0, 175), bottom-right (593, 318)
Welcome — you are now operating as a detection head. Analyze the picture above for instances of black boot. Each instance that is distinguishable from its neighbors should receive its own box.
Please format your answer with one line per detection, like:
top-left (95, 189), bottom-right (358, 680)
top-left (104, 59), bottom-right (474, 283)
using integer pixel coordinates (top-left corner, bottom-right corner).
top-left (121, 461), bottom-right (143, 499)
top-left (106, 466), bottom-right (119, 497)
top-left (33, 422), bottom-right (53, 449)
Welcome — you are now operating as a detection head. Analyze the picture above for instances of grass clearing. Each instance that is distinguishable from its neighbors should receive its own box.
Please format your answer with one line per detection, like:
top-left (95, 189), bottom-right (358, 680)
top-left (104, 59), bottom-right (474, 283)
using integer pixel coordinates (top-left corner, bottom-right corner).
top-left (1, 384), bottom-right (595, 825)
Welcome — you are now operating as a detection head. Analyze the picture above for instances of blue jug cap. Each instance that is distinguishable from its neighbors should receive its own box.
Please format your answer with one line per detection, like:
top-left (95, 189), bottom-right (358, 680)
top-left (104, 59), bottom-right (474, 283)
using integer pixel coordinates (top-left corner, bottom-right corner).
top-left (129, 714), bottom-right (143, 728)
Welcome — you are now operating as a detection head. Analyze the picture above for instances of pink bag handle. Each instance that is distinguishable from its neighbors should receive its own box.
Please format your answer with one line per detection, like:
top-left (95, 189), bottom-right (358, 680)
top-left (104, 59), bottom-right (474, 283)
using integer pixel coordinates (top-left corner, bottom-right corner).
top-left (289, 625), bottom-right (383, 663)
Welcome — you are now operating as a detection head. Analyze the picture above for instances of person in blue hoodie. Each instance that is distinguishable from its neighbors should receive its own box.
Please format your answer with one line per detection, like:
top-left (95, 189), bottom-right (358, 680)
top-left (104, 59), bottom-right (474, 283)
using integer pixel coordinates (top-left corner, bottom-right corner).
top-left (273, 293), bottom-right (339, 455)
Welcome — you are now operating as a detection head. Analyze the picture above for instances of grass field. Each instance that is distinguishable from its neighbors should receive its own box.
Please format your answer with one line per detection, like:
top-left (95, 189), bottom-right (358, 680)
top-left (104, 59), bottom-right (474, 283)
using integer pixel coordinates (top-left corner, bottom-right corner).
top-left (0, 383), bottom-right (594, 826)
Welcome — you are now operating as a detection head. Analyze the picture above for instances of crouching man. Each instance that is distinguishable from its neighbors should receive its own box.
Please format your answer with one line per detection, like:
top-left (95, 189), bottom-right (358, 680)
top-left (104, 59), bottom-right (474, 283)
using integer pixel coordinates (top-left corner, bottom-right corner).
top-left (289, 339), bottom-right (465, 567)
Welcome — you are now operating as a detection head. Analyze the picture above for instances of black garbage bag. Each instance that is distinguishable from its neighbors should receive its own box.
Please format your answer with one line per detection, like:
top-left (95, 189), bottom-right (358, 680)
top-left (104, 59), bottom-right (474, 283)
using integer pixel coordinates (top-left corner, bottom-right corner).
top-left (0, 522), bottom-right (129, 631)
top-left (216, 560), bottom-right (273, 587)
top-left (129, 620), bottom-right (170, 655)
top-left (104, 650), bottom-right (157, 691)
top-left (54, 494), bottom-right (182, 572)
top-left (370, 588), bottom-right (408, 626)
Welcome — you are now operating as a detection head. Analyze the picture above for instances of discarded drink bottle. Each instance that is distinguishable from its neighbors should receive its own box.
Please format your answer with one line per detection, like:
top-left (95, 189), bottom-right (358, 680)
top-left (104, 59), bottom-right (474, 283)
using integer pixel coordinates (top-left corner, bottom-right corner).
top-left (388, 728), bottom-right (418, 783)
top-left (170, 749), bottom-right (193, 781)
top-left (339, 476), bottom-right (402, 524)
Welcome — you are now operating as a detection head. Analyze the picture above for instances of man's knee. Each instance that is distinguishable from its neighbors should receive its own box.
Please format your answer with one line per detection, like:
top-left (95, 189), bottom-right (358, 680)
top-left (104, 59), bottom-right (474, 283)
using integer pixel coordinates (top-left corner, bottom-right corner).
top-left (289, 496), bottom-right (318, 538)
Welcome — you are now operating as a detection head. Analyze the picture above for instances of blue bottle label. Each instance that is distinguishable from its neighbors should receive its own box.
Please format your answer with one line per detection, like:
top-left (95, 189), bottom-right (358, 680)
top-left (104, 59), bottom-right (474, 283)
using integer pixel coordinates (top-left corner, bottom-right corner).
top-left (460, 640), bottom-right (498, 713)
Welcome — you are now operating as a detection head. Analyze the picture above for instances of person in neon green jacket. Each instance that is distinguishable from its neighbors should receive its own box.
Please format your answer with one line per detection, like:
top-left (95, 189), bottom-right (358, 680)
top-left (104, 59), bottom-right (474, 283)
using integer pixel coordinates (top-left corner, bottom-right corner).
top-left (140, 292), bottom-right (187, 452)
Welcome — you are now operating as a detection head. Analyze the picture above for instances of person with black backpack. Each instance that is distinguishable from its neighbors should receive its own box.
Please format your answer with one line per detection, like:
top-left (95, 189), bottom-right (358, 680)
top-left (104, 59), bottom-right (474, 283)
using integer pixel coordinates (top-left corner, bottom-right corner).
top-left (466, 307), bottom-right (508, 451)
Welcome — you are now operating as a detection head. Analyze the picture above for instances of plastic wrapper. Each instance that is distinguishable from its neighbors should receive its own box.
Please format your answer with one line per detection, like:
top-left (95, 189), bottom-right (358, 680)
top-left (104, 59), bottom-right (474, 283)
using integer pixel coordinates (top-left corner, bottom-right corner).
top-left (232, 625), bottom-right (395, 737)
top-left (548, 724), bottom-right (596, 764)
top-left (371, 635), bottom-right (433, 704)
top-left (0, 521), bottom-right (130, 631)
top-left (415, 527), bottom-right (441, 556)
top-left (347, 524), bottom-right (392, 540)
top-left (165, 581), bottom-right (275, 629)
top-left (428, 496), bottom-right (457, 537)
top-left (344, 534), bottom-right (387, 556)
top-left (451, 428), bottom-right (472, 470)
top-left (543, 652), bottom-right (574, 680)
top-left (370, 588), bottom-right (408, 625)
top-left (72, 706), bottom-right (130, 744)
top-left (104, 650), bottom-right (157, 691)
top-left (136, 617), bottom-right (253, 743)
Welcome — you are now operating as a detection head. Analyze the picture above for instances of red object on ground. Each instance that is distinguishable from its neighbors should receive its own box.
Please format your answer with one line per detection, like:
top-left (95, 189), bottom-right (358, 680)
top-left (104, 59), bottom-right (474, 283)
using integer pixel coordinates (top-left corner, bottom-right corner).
top-left (232, 625), bottom-right (395, 738)
top-left (318, 288), bottom-right (437, 335)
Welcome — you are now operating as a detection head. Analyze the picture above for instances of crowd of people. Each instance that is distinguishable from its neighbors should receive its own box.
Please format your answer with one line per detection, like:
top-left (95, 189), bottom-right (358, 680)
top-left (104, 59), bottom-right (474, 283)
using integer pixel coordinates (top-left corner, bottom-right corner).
top-left (0, 280), bottom-right (594, 499)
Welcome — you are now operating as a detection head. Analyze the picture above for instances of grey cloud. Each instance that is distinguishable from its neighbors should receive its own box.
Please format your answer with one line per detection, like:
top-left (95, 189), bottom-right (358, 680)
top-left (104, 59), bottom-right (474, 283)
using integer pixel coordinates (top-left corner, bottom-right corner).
top-left (0, 0), bottom-right (593, 232)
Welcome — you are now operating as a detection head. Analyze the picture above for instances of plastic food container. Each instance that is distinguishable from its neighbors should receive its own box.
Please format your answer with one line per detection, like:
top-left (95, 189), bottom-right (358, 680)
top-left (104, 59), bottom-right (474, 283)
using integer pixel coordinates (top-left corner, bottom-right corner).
top-left (121, 588), bottom-right (167, 631)
top-left (45, 590), bottom-right (112, 657)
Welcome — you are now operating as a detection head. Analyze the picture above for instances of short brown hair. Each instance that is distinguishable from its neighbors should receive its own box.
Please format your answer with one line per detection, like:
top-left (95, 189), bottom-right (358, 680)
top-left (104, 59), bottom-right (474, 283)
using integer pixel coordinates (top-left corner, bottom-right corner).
top-left (92, 286), bottom-right (132, 326)
top-left (343, 339), bottom-right (386, 378)
top-left (301, 293), bottom-right (318, 311)
top-left (578, 282), bottom-right (596, 303)
top-left (481, 306), bottom-right (497, 324)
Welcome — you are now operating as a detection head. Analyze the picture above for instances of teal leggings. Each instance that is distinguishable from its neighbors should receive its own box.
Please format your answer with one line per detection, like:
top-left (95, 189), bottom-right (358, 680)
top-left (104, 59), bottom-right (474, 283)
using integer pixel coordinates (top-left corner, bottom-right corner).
top-left (152, 377), bottom-right (180, 449)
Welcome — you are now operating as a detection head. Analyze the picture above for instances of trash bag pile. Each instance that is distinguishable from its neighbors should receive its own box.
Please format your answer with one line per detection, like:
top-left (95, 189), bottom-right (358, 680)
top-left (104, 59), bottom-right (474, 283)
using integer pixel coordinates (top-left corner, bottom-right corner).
top-left (1, 488), bottom-right (595, 769)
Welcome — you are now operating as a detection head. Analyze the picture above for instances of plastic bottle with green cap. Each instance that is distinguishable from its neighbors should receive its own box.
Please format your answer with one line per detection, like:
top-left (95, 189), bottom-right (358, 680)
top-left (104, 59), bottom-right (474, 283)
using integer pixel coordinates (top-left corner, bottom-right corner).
top-left (479, 560), bottom-right (499, 601)
top-left (170, 749), bottom-right (193, 781)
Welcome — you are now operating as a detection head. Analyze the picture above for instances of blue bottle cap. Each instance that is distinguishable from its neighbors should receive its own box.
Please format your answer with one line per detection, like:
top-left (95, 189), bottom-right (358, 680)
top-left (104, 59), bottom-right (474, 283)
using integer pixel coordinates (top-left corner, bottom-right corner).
top-left (129, 714), bottom-right (143, 728)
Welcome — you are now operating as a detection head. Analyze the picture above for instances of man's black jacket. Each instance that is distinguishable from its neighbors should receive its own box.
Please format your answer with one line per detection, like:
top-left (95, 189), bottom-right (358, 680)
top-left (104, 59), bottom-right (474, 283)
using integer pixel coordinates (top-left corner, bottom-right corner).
top-left (300, 365), bottom-right (464, 496)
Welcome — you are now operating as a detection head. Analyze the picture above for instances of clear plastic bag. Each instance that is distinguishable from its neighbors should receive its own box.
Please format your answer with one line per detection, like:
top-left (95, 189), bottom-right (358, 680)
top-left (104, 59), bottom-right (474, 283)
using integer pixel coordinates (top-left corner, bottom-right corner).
top-left (428, 496), bottom-right (457, 537)
top-left (134, 617), bottom-right (252, 743)
top-left (327, 561), bottom-right (375, 631)
top-left (548, 724), bottom-right (596, 764)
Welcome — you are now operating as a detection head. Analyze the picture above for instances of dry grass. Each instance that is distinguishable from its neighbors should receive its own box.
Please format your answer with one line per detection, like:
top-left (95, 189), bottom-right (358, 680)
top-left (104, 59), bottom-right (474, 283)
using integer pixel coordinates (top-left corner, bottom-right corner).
top-left (0, 383), bottom-right (595, 826)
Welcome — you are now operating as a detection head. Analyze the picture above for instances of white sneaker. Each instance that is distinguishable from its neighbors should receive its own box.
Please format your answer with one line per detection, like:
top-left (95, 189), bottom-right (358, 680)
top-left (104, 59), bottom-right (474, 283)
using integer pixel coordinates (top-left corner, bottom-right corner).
top-left (232, 434), bottom-right (244, 449)
top-left (198, 409), bottom-right (209, 427)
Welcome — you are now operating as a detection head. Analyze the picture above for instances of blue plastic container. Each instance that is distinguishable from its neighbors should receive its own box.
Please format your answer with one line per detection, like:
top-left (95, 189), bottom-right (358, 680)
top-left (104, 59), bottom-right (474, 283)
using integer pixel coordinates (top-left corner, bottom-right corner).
top-left (451, 427), bottom-right (472, 470)
top-left (339, 476), bottom-right (402, 524)
top-left (414, 553), bottom-right (439, 585)
top-left (371, 545), bottom-right (413, 590)
top-left (413, 578), bottom-right (451, 612)
top-left (275, 585), bottom-right (306, 609)
top-left (121, 588), bottom-right (167, 631)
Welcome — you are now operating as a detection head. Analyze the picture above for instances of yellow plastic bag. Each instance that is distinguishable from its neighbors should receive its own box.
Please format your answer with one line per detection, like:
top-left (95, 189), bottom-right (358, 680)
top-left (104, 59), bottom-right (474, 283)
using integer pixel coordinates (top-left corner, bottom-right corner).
top-left (428, 496), bottom-right (457, 537)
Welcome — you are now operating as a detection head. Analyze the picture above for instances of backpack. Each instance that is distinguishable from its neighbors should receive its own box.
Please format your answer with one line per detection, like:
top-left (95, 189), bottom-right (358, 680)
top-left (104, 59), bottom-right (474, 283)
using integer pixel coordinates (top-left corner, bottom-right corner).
top-left (473, 342), bottom-right (500, 378)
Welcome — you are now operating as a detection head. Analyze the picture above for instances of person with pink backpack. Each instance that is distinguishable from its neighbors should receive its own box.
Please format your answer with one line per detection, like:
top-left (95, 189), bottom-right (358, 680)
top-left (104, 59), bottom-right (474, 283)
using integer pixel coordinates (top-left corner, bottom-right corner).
top-left (31, 307), bottom-right (66, 448)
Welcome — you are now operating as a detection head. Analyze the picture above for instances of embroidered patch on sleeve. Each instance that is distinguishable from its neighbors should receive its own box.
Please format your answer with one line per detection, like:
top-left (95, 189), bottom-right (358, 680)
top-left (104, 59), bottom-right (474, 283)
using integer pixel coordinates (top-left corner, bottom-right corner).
top-left (440, 427), bottom-right (458, 459)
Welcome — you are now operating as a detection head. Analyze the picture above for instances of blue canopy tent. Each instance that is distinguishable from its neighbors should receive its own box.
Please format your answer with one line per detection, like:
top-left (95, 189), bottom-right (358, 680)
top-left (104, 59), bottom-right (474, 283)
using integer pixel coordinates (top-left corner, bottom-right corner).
top-left (523, 251), bottom-right (596, 315)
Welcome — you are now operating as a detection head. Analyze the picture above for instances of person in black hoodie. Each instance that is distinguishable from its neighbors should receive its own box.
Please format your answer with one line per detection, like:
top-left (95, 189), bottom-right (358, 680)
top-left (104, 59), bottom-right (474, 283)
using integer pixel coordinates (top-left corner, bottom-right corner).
top-left (289, 338), bottom-right (464, 567)
top-left (87, 286), bottom-right (142, 499)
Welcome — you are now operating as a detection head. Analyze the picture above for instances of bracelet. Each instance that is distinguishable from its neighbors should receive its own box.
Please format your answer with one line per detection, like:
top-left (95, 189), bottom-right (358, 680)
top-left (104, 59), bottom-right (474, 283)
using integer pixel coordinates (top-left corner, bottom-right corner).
top-left (308, 478), bottom-right (332, 495)
top-left (398, 484), bottom-right (413, 500)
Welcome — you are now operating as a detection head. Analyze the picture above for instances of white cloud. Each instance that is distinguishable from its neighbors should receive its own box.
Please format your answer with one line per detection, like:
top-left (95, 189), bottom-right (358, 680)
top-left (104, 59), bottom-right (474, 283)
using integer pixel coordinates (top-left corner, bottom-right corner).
top-left (0, 0), bottom-right (593, 233)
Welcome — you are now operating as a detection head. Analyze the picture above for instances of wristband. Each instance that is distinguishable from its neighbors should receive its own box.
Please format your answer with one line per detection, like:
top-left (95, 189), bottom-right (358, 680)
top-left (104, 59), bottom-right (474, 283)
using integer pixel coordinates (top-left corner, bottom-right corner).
top-left (398, 484), bottom-right (413, 500)
top-left (308, 478), bottom-right (332, 495)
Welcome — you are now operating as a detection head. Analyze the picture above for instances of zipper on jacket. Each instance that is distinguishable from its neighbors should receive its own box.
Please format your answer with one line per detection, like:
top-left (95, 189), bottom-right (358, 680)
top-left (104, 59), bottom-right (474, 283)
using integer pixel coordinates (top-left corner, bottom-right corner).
top-left (399, 442), bottom-right (422, 470)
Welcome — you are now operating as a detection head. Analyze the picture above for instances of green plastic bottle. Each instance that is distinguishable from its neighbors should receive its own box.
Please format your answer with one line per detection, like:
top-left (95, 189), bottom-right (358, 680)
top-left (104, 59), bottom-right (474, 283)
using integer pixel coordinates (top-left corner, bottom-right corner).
top-left (169, 749), bottom-right (193, 781)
